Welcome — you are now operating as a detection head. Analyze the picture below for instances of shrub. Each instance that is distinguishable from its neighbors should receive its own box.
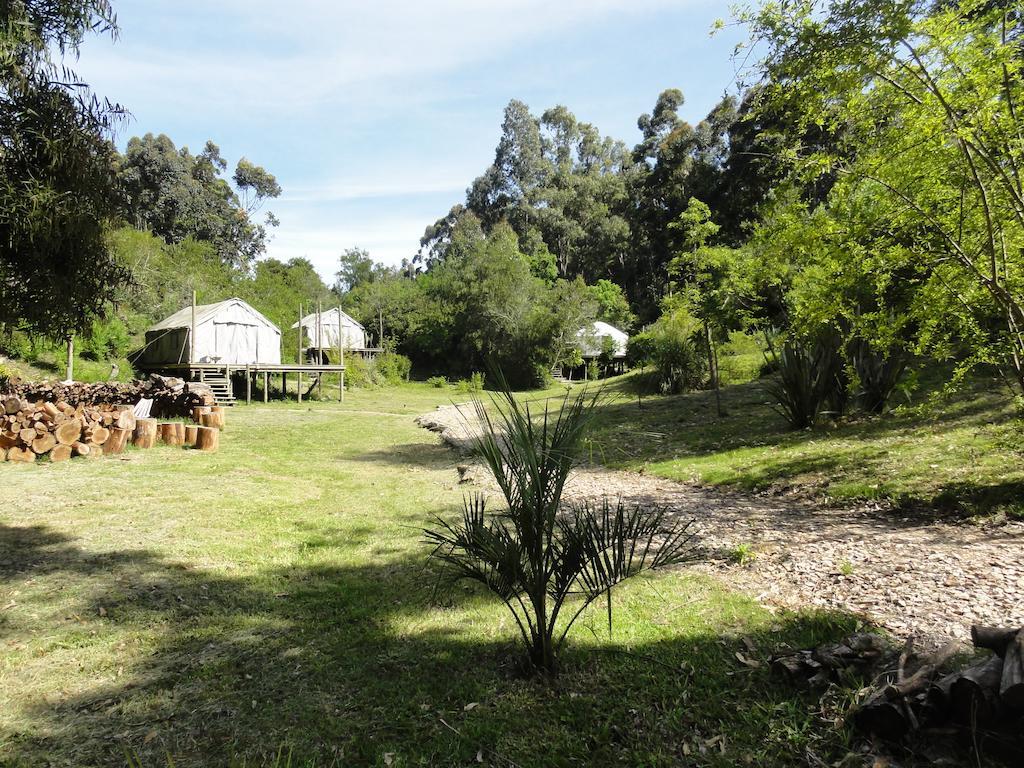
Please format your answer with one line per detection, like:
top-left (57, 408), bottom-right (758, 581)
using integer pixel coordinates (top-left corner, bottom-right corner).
top-left (343, 354), bottom-right (379, 388)
top-left (376, 351), bottom-right (412, 385)
top-left (81, 316), bottom-right (132, 361)
top-left (427, 375), bottom-right (448, 388)
top-left (0, 330), bottom-right (32, 360)
top-left (629, 309), bottom-right (705, 394)
top-left (764, 340), bottom-right (844, 429)
top-left (847, 338), bottom-right (908, 414)
top-left (424, 385), bottom-right (699, 675)
top-left (456, 371), bottom-right (485, 393)
top-left (0, 362), bottom-right (17, 391)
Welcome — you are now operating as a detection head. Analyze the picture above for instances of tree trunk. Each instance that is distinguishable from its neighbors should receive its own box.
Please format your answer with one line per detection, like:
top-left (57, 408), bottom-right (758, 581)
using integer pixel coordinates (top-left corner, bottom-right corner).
top-left (1001, 631), bottom-right (1024, 711)
top-left (132, 418), bottom-right (157, 448)
top-left (195, 425), bottom-right (219, 452)
top-left (103, 427), bottom-right (131, 455)
top-left (50, 444), bottom-right (72, 463)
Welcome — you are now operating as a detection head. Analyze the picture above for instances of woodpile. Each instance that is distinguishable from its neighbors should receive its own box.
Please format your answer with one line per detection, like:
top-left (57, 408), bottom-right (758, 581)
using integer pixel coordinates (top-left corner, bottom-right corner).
top-left (772, 625), bottom-right (1024, 748)
top-left (1, 397), bottom-right (136, 462)
top-left (1, 391), bottom-right (224, 463)
top-left (2, 374), bottom-right (215, 418)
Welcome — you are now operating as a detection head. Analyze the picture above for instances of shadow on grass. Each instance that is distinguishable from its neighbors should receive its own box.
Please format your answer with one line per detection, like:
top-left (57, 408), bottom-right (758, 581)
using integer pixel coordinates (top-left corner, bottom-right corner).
top-left (0, 520), bottom-right (885, 768)
top-left (586, 374), bottom-right (1023, 520)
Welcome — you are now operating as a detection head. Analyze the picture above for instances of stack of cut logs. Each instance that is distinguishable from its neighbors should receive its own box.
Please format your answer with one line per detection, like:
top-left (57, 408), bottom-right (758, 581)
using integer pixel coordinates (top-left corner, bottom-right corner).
top-left (3, 374), bottom-right (215, 418)
top-left (771, 625), bottom-right (1024, 745)
top-left (1, 397), bottom-right (224, 462)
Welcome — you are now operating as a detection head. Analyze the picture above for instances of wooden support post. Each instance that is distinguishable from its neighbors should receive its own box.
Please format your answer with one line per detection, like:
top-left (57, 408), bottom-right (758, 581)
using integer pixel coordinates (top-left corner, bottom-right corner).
top-left (65, 334), bottom-right (74, 382)
top-left (344, 305), bottom-right (348, 405)
top-left (190, 290), bottom-right (197, 366)
top-left (245, 364), bottom-right (251, 405)
top-left (297, 303), bottom-right (303, 404)
top-left (282, 372), bottom-right (287, 400)
top-left (263, 371), bottom-right (269, 403)
top-left (317, 300), bottom-right (324, 397)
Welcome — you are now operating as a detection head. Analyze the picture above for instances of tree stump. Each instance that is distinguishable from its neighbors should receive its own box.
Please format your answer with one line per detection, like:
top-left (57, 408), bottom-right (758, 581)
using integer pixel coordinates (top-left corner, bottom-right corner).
top-left (103, 427), bottom-right (131, 455)
top-left (184, 424), bottom-right (198, 446)
top-left (159, 423), bottom-right (183, 446)
top-left (132, 418), bottom-right (157, 448)
top-left (1001, 631), bottom-right (1024, 711)
top-left (195, 425), bottom-right (219, 452)
top-left (55, 419), bottom-right (82, 446)
top-left (951, 656), bottom-right (1004, 726)
top-left (50, 444), bottom-right (72, 463)
top-left (192, 405), bottom-right (211, 423)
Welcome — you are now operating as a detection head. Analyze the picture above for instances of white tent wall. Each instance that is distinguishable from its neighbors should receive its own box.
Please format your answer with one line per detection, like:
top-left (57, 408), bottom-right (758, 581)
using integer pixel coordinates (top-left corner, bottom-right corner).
top-left (141, 298), bottom-right (282, 367)
top-left (575, 321), bottom-right (629, 359)
top-left (294, 309), bottom-right (366, 350)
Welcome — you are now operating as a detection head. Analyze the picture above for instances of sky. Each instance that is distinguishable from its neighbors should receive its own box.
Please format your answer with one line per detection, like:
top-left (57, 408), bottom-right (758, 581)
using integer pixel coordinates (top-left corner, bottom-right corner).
top-left (74, 0), bottom-right (748, 282)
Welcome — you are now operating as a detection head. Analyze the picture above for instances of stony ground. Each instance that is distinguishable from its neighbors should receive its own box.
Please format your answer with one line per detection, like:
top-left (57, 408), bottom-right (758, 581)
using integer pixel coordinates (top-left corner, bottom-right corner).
top-left (416, 404), bottom-right (1024, 645)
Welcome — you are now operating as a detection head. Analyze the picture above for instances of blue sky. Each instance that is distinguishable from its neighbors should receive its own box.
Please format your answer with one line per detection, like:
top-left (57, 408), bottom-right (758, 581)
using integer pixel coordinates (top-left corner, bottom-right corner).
top-left (75, 0), bottom-right (747, 281)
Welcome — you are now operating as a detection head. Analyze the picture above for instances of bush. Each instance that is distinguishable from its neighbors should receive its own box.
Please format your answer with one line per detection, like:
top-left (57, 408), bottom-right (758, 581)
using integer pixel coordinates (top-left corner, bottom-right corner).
top-left (0, 362), bottom-right (18, 391)
top-left (427, 375), bottom-right (448, 388)
top-left (424, 384), bottom-right (699, 675)
top-left (0, 330), bottom-right (32, 360)
top-left (456, 371), bottom-right (485, 393)
top-left (764, 340), bottom-right (844, 429)
top-left (376, 351), bottom-right (412, 385)
top-left (81, 316), bottom-right (132, 361)
top-left (629, 309), bottom-right (705, 394)
top-left (343, 354), bottom-right (379, 388)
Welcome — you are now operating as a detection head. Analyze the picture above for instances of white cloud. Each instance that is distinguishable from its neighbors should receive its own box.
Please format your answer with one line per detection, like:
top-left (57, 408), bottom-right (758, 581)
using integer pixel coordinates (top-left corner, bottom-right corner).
top-left (78, 0), bottom-right (695, 115)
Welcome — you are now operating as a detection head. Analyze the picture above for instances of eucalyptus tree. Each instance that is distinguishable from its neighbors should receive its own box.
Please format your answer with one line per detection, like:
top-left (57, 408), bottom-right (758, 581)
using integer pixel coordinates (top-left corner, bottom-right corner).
top-left (0, 0), bottom-right (128, 337)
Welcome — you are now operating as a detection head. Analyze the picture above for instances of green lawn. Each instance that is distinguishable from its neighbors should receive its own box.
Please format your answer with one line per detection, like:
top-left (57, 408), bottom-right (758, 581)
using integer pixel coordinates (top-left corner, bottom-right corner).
top-left (0, 386), bottom-right (860, 767)
top-left (583, 369), bottom-right (1024, 520)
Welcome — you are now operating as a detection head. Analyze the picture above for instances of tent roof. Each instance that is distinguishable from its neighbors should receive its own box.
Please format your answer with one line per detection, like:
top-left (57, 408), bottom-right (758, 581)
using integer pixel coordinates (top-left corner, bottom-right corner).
top-left (148, 298), bottom-right (280, 333)
top-left (291, 307), bottom-right (364, 331)
top-left (575, 321), bottom-right (629, 357)
top-left (577, 321), bottom-right (628, 342)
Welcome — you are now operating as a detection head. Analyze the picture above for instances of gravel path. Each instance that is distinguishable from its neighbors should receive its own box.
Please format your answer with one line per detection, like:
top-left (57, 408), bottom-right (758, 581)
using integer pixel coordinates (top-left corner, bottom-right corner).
top-left (416, 404), bottom-right (1024, 644)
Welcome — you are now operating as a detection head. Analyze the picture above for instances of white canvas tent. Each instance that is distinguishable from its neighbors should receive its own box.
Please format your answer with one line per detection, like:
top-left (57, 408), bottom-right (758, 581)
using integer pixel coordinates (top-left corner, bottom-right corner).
top-left (575, 321), bottom-right (628, 359)
top-left (138, 298), bottom-right (281, 366)
top-left (292, 308), bottom-right (367, 351)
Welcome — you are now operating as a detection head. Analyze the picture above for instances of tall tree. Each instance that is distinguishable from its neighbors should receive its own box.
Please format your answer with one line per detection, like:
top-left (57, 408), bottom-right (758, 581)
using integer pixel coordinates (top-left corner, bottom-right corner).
top-left (0, 0), bottom-right (128, 338)
top-left (117, 133), bottom-right (280, 269)
top-left (739, 0), bottom-right (1024, 394)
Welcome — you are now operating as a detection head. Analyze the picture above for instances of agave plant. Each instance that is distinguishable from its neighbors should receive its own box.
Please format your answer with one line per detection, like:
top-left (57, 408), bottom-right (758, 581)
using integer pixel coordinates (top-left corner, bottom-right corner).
top-left (424, 385), bottom-right (698, 675)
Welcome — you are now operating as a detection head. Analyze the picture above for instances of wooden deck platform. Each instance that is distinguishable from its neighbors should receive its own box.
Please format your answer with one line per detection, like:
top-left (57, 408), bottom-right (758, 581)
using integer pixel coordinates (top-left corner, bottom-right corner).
top-left (137, 362), bottom-right (346, 405)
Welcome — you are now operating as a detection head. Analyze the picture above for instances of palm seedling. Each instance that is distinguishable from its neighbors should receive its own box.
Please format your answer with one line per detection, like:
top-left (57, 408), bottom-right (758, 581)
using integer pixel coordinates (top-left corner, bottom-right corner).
top-left (424, 385), bottom-right (699, 676)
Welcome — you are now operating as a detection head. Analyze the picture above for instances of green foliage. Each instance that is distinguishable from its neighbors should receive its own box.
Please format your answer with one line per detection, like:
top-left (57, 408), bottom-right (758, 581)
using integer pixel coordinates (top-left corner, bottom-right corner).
top-left (455, 372), bottom-right (485, 393)
top-left (588, 279), bottom-right (635, 330)
top-left (739, 0), bottom-right (1024, 395)
top-left (0, 1), bottom-right (127, 339)
top-left (0, 362), bottom-right (16, 390)
top-left (629, 307), bottom-right (706, 394)
top-left (117, 133), bottom-right (280, 269)
top-left (376, 352), bottom-right (411, 385)
top-left (425, 385), bottom-right (699, 675)
top-left (80, 316), bottom-right (131, 361)
top-left (764, 340), bottom-right (844, 430)
top-left (426, 375), bottom-right (447, 388)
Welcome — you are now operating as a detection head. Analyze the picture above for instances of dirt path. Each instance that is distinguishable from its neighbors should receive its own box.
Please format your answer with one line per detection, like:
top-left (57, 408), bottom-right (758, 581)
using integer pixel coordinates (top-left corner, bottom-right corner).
top-left (416, 404), bottom-right (1024, 644)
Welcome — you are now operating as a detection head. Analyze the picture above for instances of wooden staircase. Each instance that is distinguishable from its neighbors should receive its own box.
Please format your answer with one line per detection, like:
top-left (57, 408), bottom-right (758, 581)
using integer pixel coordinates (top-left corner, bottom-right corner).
top-left (550, 364), bottom-right (567, 383)
top-left (199, 371), bottom-right (235, 406)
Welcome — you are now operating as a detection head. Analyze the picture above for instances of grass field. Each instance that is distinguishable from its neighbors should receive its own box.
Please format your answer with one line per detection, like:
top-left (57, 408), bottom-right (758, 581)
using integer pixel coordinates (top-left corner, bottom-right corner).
top-left (582, 369), bottom-right (1024, 520)
top-left (0, 386), bottom-right (864, 767)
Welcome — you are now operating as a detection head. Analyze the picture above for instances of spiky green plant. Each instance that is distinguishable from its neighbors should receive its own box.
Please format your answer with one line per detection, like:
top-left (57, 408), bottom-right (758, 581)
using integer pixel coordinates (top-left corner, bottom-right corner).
top-left (425, 385), bottom-right (698, 676)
